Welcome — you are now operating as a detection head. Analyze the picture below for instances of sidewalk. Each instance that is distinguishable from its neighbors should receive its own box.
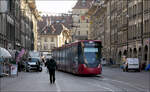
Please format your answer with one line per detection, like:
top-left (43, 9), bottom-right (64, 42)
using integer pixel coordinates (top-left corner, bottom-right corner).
top-left (103, 64), bottom-right (150, 73)
top-left (0, 72), bottom-right (21, 90)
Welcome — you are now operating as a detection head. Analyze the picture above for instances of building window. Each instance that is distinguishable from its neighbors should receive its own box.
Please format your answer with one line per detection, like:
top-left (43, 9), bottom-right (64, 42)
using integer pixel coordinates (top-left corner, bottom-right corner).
top-left (86, 19), bottom-right (88, 23)
top-left (44, 44), bottom-right (48, 50)
top-left (78, 31), bottom-right (80, 35)
top-left (50, 44), bottom-right (55, 49)
top-left (44, 37), bottom-right (47, 42)
top-left (51, 37), bottom-right (54, 42)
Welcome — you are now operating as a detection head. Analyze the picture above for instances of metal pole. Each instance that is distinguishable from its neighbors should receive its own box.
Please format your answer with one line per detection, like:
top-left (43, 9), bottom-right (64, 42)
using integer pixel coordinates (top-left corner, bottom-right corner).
top-left (19, 1), bottom-right (21, 50)
top-left (5, 13), bottom-right (7, 49)
top-left (14, 2), bottom-right (16, 50)
top-left (127, 0), bottom-right (129, 57)
top-left (109, 1), bottom-right (111, 61)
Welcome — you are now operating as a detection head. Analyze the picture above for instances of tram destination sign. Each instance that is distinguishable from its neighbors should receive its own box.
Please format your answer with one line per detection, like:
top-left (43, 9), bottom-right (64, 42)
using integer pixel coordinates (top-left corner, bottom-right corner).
top-left (84, 42), bottom-right (100, 47)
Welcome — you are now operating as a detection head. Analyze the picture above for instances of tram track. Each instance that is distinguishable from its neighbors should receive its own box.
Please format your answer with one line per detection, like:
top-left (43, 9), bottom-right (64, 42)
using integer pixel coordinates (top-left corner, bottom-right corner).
top-left (91, 75), bottom-right (147, 92)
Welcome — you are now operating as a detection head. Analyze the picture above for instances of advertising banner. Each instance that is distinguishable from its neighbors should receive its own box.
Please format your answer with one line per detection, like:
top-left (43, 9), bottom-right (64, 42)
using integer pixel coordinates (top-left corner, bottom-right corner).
top-left (10, 64), bottom-right (18, 75)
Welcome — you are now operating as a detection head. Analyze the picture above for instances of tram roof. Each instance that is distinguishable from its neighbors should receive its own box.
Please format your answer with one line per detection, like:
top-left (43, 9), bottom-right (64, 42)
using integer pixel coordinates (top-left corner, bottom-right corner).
top-left (52, 40), bottom-right (101, 51)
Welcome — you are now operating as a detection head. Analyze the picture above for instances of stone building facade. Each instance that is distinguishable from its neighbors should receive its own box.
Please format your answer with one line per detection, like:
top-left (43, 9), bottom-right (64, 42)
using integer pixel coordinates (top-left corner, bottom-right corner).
top-left (86, 0), bottom-right (150, 66)
top-left (0, 0), bottom-right (40, 51)
top-left (37, 16), bottom-right (72, 52)
top-left (0, 0), bottom-right (21, 50)
top-left (110, 0), bottom-right (150, 66)
top-left (86, 0), bottom-right (110, 61)
top-left (72, 0), bottom-right (92, 41)
top-left (20, 0), bottom-right (40, 51)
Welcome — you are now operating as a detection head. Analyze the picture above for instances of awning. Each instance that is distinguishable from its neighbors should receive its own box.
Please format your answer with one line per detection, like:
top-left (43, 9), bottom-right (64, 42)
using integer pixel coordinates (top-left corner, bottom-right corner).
top-left (0, 47), bottom-right (12, 58)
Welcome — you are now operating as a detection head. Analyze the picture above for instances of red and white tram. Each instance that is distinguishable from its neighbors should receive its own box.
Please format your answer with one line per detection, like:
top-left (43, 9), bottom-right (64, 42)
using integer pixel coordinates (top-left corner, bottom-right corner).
top-left (52, 40), bottom-right (102, 75)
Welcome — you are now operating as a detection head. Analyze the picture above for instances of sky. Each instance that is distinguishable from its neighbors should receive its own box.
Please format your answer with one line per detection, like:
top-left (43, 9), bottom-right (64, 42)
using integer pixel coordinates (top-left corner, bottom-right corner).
top-left (35, 0), bottom-right (77, 15)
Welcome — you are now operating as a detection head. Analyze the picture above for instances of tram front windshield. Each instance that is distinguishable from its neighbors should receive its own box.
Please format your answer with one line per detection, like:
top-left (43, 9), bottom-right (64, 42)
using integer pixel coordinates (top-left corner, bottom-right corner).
top-left (84, 48), bottom-right (100, 65)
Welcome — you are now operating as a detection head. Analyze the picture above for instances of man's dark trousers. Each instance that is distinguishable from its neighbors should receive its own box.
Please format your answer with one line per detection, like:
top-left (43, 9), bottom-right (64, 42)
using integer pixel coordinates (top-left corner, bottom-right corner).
top-left (48, 69), bottom-right (55, 84)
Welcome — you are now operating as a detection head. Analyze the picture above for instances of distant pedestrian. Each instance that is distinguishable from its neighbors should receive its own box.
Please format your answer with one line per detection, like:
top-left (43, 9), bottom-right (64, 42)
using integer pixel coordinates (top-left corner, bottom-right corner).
top-left (41, 56), bottom-right (45, 66)
top-left (45, 57), bottom-right (57, 84)
top-left (110, 58), bottom-right (113, 65)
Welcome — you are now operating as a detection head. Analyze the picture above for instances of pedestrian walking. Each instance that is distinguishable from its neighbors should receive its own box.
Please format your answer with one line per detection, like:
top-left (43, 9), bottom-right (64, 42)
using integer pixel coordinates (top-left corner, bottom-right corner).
top-left (110, 58), bottom-right (113, 65)
top-left (41, 55), bottom-right (45, 66)
top-left (45, 57), bottom-right (57, 84)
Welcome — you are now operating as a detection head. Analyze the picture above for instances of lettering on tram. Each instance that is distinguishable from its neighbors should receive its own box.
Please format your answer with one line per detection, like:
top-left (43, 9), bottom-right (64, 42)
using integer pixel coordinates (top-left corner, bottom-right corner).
top-left (52, 40), bottom-right (102, 75)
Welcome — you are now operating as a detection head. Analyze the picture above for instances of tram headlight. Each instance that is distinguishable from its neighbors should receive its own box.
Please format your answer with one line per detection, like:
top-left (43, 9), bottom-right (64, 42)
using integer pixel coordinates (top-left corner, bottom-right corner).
top-left (83, 64), bottom-right (87, 68)
top-left (98, 64), bottom-right (101, 68)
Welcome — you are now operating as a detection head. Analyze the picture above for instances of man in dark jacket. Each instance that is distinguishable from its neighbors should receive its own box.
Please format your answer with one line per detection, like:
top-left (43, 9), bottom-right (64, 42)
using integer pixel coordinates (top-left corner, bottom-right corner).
top-left (45, 58), bottom-right (57, 84)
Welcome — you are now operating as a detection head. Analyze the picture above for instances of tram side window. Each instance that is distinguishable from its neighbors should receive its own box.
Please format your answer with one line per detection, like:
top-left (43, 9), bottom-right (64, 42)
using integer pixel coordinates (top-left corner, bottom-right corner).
top-left (70, 47), bottom-right (72, 62)
top-left (72, 46), bottom-right (75, 60)
top-left (61, 50), bottom-right (63, 63)
top-left (56, 51), bottom-right (59, 62)
top-left (62, 49), bottom-right (64, 64)
top-left (73, 45), bottom-right (78, 62)
top-left (60, 50), bottom-right (62, 63)
top-left (63, 49), bottom-right (66, 64)
top-left (67, 47), bottom-right (69, 63)
top-left (67, 47), bottom-right (69, 62)
top-left (65, 48), bottom-right (68, 65)
top-left (58, 50), bottom-right (61, 63)
top-left (78, 44), bottom-right (84, 64)
top-left (56, 51), bottom-right (58, 62)
top-left (69, 47), bottom-right (72, 63)
top-left (65, 48), bottom-right (67, 63)
top-left (67, 48), bottom-right (70, 65)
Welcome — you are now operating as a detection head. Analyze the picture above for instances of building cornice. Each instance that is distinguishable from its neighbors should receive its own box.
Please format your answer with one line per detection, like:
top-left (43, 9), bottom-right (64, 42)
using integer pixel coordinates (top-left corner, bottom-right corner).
top-left (28, 0), bottom-right (42, 20)
top-left (28, 0), bottom-right (36, 9)
top-left (85, 5), bottom-right (97, 16)
top-left (85, 0), bottom-right (108, 17)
